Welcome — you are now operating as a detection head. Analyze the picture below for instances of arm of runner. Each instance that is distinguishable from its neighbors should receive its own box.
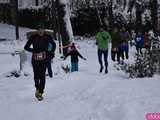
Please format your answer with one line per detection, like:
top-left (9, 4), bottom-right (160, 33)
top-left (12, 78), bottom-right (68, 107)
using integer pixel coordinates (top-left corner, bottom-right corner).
top-left (24, 38), bottom-right (34, 52)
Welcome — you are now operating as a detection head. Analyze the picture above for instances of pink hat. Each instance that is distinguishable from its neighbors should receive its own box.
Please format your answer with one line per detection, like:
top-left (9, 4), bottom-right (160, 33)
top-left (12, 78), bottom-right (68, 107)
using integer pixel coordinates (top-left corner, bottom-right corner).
top-left (70, 43), bottom-right (76, 50)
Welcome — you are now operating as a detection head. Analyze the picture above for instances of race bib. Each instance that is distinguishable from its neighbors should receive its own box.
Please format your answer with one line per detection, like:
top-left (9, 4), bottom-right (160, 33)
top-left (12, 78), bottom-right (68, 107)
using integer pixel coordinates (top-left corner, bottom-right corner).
top-left (33, 52), bottom-right (46, 61)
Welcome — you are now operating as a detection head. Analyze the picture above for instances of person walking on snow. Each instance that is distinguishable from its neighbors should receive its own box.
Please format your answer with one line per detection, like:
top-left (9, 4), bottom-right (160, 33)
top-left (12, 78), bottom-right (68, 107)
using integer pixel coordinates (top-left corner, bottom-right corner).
top-left (96, 27), bottom-right (111, 74)
top-left (111, 26), bottom-right (123, 63)
top-left (46, 39), bottom-right (56, 78)
top-left (64, 43), bottom-right (86, 72)
top-left (135, 31), bottom-right (144, 55)
top-left (119, 27), bottom-right (130, 60)
top-left (24, 25), bottom-right (56, 101)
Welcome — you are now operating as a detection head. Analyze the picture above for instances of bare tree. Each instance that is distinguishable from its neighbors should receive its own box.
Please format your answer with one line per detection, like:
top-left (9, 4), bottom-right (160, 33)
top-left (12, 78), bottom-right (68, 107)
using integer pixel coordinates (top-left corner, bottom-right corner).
top-left (10, 0), bottom-right (19, 40)
top-left (35, 0), bottom-right (39, 6)
top-left (56, 0), bottom-right (73, 55)
top-left (150, 0), bottom-right (158, 32)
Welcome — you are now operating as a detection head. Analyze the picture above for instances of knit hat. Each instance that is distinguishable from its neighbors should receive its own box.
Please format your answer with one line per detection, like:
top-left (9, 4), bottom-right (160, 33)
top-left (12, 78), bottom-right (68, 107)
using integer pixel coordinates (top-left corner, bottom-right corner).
top-left (70, 43), bottom-right (76, 50)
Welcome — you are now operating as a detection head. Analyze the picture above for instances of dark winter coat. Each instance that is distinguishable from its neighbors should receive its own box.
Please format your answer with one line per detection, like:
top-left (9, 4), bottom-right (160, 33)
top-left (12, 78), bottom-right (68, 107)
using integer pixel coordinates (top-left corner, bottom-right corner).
top-left (120, 31), bottom-right (130, 43)
top-left (111, 32), bottom-right (123, 49)
top-left (24, 33), bottom-right (56, 61)
top-left (64, 49), bottom-right (84, 63)
top-left (120, 31), bottom-right (130, 52)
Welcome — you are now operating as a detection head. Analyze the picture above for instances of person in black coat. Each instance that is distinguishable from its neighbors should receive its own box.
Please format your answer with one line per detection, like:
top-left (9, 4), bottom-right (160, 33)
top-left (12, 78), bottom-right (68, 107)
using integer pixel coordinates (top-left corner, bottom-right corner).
top-left (111, 26), bottom-right (123, 63)
top-left (24, 26), bottom-right (56, 100)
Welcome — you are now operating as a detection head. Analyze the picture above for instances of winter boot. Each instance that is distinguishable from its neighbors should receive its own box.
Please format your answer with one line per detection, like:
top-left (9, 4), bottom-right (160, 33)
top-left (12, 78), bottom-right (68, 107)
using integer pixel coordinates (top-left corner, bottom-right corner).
top-left (37, 93), bottom-right (43, 101)
top-left (35, 90), bottom-right (39, 98)
top-left (49, 73), bottom-right (53, 78)
top-left (105, 68), bottom-right (108, 74)
top-left (99, 66), bottom-right (104, 73)
top-left (35, 90), bottom-right (43, 101)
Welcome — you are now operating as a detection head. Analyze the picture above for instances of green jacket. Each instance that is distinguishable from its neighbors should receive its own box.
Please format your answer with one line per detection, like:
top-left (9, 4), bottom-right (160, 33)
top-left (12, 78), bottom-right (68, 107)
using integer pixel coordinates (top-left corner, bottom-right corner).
top-left (96, 31), bottom-right (111, 50)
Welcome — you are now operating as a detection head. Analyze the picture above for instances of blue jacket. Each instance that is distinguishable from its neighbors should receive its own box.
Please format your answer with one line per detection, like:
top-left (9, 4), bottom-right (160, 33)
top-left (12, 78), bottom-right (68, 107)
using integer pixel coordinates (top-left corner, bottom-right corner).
top-left (135, 36), bottom-right (144, 48)
top-left (119, 31), bottom-right (130, 52)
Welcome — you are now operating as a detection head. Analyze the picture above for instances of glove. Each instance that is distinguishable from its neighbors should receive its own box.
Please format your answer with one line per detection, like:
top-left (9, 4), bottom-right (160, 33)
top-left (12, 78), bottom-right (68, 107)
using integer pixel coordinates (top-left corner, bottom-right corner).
top-left (11, 52), bottom-right (15, 56)
top-left (62, 56), bottom-right (66, 61)
top-left (63, 57), bottom-right (66, 61)
top-left (60, 56), bottom-right (66, 60)
top-left (51, 53), bottom-right (55, 59)
top-left (48, 52), bottom-right (55, 59)
top-left (83, 57), bottom-right (87, 60)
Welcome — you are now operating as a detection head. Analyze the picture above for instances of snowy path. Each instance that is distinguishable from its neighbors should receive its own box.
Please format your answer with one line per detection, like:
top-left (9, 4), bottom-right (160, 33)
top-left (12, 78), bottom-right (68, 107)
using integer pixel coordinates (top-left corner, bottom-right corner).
top-left (0, 69), bottom-right (160, 120)
top-left (0, 24), bottom-right (160, 120)
top-left (0, 41), bottom-right (160, 120)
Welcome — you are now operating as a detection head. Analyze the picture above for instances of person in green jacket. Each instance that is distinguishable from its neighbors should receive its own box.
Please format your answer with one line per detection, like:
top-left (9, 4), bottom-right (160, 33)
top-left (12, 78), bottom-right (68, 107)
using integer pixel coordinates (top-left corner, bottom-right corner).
top-left (96, 27), bottom-right (111, 73)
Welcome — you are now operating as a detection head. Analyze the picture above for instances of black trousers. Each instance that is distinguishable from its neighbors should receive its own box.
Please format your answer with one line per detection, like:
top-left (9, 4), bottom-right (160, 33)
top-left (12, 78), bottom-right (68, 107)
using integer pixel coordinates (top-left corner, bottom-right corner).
top-left (47, 59), bottom-right (53, 77)
top-left (32, 60), bottom-right (47, 94)
top-left (136, 46), bottom-right (143, 55)
top-left (111, 50), bottom-right (120, 62)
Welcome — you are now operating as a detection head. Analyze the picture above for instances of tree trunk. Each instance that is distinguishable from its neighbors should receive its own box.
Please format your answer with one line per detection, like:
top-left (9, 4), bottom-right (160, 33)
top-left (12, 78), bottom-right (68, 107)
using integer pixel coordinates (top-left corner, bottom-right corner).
top-left (135, 3), bottom-right (142, 31)
top-left (123, 0), bottom-right (127, 10)
top-left (10, 0), bottom-right (19, 40)
top-left (150, 0), bottom-right (158, 32)
top-left (35, 0), bottom-right (39, 6)
top-left (56, 0), bottom-right (73, 55)
top-left (108, 0), bottom-right (113, 30)
top-left (51, 1), bottom-right (57, 39)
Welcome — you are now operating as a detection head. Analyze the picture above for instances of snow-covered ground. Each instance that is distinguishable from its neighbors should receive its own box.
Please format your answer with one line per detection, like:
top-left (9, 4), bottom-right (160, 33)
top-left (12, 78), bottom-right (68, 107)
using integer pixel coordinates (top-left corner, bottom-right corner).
top-left (0, 23), bottom-right (160, 120)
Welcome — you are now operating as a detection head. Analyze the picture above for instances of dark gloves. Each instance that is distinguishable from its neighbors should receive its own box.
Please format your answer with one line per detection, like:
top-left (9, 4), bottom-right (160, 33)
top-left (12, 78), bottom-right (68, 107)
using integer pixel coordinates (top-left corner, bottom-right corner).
top-left (48, 52), bottom-right (55, 59)
top-left (60, 56), bottom-right (66, 60)
top-left (82, 57), bottom-right (87, 60)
